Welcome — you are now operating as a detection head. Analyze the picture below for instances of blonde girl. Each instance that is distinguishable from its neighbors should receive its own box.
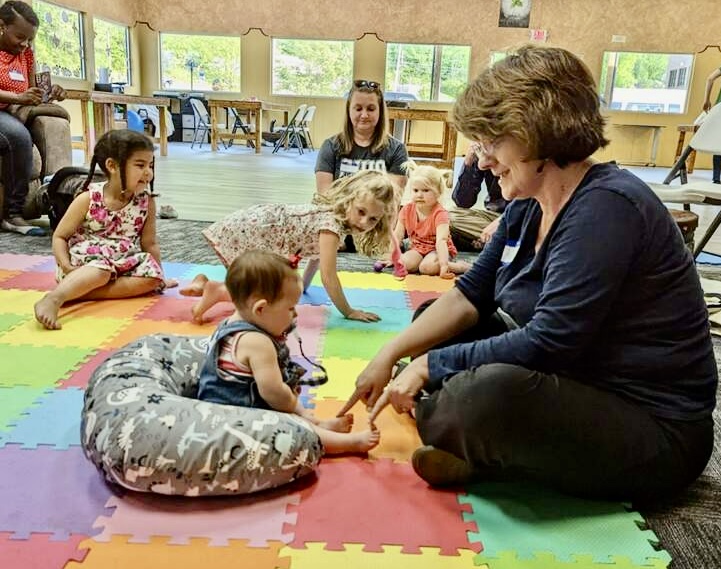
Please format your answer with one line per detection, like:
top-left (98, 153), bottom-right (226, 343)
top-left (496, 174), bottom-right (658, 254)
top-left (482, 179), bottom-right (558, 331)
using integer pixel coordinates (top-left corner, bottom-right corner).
top-left (34, 129), bottom-right (167, 330)
top-left (181, 170), bottom-right (398, 323)
top-left (394, 161), bottom-right (471, 277)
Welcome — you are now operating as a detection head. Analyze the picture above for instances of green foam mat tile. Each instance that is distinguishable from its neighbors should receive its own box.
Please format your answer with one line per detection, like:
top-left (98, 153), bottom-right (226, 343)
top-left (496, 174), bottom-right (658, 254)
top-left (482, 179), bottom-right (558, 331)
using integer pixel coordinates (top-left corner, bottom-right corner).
top-left (0, 386), bottom-right (50, 432)
top-left (0, 314), bottom-right (30, 334)
top-left (0, 344), bottom-right (95, 387)
top-left (459, 481), bottom-right (670, 566)
top-left (321, 327), bottom-right (400, 360)
top-left (475, 551), bottom-right (669, 569)
top-left (0, 316), bottom-right (130, 349)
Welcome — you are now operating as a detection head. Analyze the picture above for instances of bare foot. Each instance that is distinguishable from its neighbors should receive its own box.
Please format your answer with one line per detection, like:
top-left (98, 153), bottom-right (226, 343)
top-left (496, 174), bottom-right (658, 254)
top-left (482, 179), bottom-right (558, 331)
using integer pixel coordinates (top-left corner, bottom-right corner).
top-left (348, 429), bottom-right (381, 453)
top-left (179, 273), bottom-right (208, 297)
top-left (449, 260), bottom-right (472, 274)
top-left (317, 414), bottom-right (354, 433)
top-left (191, 280), bottom-right (229, 323)
top-left (34, 294), bottom-right (63, 330)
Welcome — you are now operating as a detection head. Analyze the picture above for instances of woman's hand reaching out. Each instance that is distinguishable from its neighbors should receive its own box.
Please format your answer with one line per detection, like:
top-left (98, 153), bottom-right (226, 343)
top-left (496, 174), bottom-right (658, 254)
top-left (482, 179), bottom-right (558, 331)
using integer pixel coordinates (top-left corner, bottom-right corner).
top-left (368, 355), bottom-right (428, 426)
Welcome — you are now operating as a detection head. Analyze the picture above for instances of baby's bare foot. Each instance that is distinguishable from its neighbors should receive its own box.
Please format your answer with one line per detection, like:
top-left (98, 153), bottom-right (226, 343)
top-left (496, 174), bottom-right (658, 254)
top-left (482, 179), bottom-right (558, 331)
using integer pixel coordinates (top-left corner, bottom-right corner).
top-left (179, 273), bottom-right (208, 297)
top-left (318, 414), bottom-right (354, 433)
top-left (191, 280), bottom-right (227, 323)
top-left (34, 294), bottom-right (63, 330)
top-left (350, 429), bottom-right (381, 453)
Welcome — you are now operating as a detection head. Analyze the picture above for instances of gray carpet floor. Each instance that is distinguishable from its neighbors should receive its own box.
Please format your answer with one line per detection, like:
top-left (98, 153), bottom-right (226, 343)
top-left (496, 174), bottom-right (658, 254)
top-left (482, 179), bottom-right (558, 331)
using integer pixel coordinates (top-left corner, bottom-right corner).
top-left (1, 219), bottom-right (719, 568)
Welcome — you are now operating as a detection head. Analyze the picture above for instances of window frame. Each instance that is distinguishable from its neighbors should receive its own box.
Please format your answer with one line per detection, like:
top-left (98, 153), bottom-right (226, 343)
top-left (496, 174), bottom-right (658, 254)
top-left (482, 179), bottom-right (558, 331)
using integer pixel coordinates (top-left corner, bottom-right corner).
top-left (384, 41), bottom-right (471, 103)
top-left (270, 37), bottom-right (355, 98)
top-left (92, 16), bottom-right (131, 85)
top-left (32, 0), bottom-right (86, 80)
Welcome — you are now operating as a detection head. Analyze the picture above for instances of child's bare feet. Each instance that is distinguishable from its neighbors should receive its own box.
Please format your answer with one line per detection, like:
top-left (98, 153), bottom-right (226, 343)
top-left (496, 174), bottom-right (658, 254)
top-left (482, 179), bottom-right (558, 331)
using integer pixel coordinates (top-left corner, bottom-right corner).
top-left (34, 294), bottom-right (63, 330)
top-left (179, 273), bottom-right (208, 297)
top-left (317, 414), bottom-right (354, 433)
top-left (349, 429), bottom-right (381, 453)
top-left (191, 279), bottom-right (227, 323)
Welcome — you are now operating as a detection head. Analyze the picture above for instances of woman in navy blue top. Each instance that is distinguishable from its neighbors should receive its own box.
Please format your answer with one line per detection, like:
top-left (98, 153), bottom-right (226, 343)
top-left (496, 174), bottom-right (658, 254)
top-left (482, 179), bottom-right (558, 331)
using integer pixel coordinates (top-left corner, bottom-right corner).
top-left (340, 45), bottom-right (717, 501)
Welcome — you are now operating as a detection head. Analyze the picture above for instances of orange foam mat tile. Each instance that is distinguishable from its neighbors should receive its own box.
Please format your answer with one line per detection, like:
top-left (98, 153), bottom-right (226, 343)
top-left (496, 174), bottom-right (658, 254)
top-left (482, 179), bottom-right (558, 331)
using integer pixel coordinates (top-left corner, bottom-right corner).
top-left (312, 399), bottom-right (421, 463)
top-left (1, 316), bottom-right (131, 349)
top-left (281, 542), bottom-right (479, 569)
top-left (403, 274), bottom-right (455, 293)
top-left (67, 536), bottom-right (290, 569)
top-left (0, 269), bottom-right (22, 284)
top-left (105, 319), bottom-right (215, 349)
top-left (56, 297), bottom-right (160, 320)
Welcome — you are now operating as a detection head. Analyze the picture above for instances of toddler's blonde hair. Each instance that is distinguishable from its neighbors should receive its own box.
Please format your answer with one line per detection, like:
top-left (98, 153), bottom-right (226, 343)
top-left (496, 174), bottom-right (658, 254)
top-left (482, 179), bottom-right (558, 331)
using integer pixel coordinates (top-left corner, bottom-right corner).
top-left (315, 170), bottom-right (398, 257)
top-left (402, 160), bottom-right (453, 198)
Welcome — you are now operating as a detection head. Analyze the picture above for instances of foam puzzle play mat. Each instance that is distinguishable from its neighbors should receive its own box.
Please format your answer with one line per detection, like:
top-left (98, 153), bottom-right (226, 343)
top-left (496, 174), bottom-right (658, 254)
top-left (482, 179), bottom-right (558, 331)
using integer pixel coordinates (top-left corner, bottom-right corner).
top-left (0, 253), bottom-right (671, 568)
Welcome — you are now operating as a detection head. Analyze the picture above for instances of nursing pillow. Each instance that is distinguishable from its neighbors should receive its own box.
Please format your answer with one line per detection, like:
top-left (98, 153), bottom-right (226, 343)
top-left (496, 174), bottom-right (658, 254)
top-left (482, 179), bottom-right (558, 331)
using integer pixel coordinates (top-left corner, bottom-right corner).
top-left (81, 334), bottom-right (323, 496)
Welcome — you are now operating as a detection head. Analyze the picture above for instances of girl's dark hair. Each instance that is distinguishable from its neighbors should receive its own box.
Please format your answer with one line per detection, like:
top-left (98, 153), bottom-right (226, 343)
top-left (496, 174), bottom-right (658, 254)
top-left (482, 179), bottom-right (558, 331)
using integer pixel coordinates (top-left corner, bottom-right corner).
top-left (83, 129), bottom-right (155, 194)
top-left (0, 1), bottom-right (39, 27)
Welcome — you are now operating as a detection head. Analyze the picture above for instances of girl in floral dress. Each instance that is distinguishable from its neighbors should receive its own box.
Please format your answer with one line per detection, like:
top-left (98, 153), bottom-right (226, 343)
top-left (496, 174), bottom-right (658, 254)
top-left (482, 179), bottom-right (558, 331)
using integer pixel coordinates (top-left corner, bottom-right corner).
top-left (180, 170), bottom-right (398, 324)
top-left (34, 130), bottom-right (167, 330)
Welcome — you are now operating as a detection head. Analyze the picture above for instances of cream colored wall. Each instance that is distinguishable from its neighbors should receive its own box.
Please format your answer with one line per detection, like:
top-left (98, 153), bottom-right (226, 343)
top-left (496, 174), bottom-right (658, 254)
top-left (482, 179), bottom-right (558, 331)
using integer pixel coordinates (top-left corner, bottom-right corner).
top-left (46, 0), bottom-right (721, 165)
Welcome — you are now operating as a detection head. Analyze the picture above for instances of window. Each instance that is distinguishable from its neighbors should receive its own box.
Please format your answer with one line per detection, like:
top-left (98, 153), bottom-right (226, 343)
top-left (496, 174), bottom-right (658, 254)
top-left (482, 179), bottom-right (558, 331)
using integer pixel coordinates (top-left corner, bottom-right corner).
top-left (93, 18), bottom-right (130, 84)
top-left (160, 33), bottom-right (240, 91)
top-left (385, 43), bottom-right (470, 102)
top-left (599, 51), bottom-right (694, 114)
top-left (272, 38), bottom-right (354, 97)
top-left (32, 0), bottom-right (85, 79)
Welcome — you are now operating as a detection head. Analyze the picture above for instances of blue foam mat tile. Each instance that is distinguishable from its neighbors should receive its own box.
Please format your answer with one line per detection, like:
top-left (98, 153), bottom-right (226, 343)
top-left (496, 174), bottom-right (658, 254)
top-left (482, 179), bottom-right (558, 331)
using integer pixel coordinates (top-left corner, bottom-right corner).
top-left (0, 388), bottom-right (84, 449)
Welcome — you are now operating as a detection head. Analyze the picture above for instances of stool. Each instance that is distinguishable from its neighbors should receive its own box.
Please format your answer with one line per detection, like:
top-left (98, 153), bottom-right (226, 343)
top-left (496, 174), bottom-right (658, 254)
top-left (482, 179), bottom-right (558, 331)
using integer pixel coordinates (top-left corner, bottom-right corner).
top-left (674, 125), bottom-right (699, 174)
top-left (669, 208), bottom-right (699, 251)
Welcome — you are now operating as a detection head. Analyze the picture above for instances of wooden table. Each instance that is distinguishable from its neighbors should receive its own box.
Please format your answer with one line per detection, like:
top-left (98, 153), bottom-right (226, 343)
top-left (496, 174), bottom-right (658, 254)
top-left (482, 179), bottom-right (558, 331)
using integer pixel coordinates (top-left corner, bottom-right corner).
top-left (207, 99), bottom-right (291, 153)
top-left (674, 124), bottom-right (699, 173)
top-left (613, 124), bottom-right (665, 167)
top-left (387, 108), bottom-right (457, 170)
top-left (65, 90), bottom-right (171, 163)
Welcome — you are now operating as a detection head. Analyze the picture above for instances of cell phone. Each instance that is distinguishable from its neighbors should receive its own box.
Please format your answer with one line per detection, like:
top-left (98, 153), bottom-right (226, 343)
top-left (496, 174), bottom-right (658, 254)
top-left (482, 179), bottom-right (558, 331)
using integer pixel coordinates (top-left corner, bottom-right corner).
top-left (35, 71), bottom-right (52, 103)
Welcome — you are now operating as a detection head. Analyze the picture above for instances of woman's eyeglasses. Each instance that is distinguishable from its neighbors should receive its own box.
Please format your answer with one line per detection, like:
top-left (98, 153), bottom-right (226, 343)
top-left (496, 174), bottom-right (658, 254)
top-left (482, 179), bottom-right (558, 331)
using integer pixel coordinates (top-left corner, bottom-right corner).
top-left (354, 79), bottom-right (381, 91)
top-left (474, 139), bottom-right (497, 159)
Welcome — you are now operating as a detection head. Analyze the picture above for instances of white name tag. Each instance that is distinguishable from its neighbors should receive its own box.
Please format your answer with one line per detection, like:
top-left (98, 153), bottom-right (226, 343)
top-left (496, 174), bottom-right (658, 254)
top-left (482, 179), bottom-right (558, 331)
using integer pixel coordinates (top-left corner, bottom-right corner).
top-left (501, 240), bottom-right (520, 265)
top-left (8, 70), bottom-right (25, 81)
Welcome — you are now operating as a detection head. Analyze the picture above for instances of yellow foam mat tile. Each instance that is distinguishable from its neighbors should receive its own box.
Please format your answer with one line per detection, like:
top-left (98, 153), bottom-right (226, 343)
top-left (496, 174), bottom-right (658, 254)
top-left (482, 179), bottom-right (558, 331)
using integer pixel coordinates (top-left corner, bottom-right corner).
top-left (56, 297), bottom-right (160, 320)
top-left (281, 543), bottom-right (479, 568)
top-left (0, 289), bottom-right (45, 315)
top-left (312, 357), bottom-right (368, 400)
top-left (312, 399), bottom-right (421, 463)
top-left (106, 319), bottom-right (215, 349)
top-left (0, 269), bottom-right (22, 283)
top-left (68, 536), bottom-right (290, 568)
top-left (403, 274), bottom-right (455, 293)
top-left (0, 316), bottom-right (130, 348)
top-left (312, 271), bottom-right (406, 291)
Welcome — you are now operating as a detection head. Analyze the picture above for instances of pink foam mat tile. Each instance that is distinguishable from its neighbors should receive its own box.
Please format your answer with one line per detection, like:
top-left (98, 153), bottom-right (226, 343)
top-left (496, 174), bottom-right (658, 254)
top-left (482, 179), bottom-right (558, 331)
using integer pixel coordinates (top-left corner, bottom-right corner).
top-left (286, 457), bottom-right (477, 554)
top-left (92, 488), bottom-right (303, 546)
top-left (0, 269), bottom-right (22, 284)
top-left (407, 290), bottom-right (442, 311)
top-left (0, 271), bottom-right (56, 292)
top-left (0, 532), bottom-right (90, 569)
top-left (0, 254), bottom-right (53, 272)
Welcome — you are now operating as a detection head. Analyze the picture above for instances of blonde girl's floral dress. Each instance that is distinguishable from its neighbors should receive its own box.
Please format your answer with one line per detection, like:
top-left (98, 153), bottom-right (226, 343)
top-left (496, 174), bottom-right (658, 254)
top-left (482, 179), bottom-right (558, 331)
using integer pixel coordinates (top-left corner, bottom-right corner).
top-left (57, 182), bottom-right (164, 283)
top-left (202, 203), bottom-right (346, 267)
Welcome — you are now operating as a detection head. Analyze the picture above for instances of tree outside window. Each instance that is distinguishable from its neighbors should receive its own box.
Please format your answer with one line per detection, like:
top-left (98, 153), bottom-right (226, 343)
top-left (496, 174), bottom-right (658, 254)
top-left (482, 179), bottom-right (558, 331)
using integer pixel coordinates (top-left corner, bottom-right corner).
top-left (160, 33), bottom-right (240, 92)
top-left (600, 52), bottom-right (694, 113)
top-left (385, 43), bottom-right (470, 102)
top-left (272, 38), bottom-right (354, 97)
top-left (32, 0), bottom-right (85, 79)
top-left (93, 18), bottom-right (130, 85)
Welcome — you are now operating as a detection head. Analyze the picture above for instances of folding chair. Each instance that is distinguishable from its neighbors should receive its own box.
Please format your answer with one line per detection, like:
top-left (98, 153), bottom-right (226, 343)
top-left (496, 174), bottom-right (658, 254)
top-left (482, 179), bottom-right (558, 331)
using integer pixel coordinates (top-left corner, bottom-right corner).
top-left (299, 105), bottom-right (316, 151)
top-left (272, 104), bottom-right (307, 155)
top-left (227, 108), bottom-right (255, 149)
top-left (646, 103), bottom-right (721, 258)
top-left (189, 98), bottom-right (228, 149)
